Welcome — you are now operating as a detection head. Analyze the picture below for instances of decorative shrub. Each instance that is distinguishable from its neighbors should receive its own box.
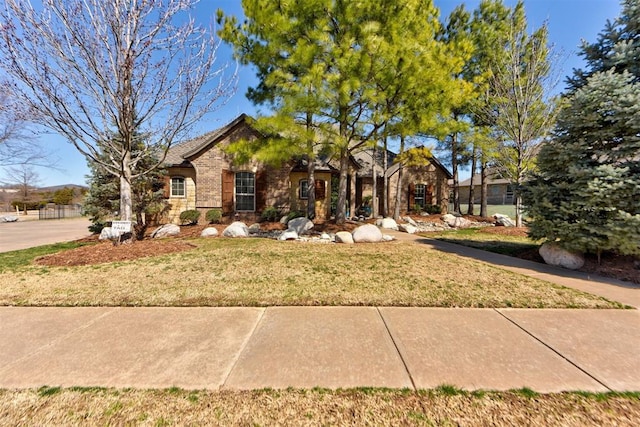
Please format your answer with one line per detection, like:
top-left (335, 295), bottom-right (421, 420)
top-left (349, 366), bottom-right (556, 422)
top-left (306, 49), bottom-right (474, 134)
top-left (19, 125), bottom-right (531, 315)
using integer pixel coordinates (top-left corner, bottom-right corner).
top-left (260, 206), bottom-right (280, 222)
top-left (179, 209), bottom-right (201, 225)
top-left (205, 208), bottom-right (222, 224)
top-left (425, 204), bottom-right (442, 214)
top-left (286, 210), bottom-right (304, 222)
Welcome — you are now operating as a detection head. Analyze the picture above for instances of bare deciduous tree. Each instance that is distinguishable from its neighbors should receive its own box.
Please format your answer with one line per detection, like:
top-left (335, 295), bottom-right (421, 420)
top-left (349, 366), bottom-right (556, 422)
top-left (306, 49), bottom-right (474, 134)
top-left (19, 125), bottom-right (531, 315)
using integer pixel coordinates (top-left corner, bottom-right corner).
top-left (0, 0), bottom-right (236, 222)
top-left (488, 20), bottom-right (559, 226)
top-left (0, 82), bottom-right (49, 167)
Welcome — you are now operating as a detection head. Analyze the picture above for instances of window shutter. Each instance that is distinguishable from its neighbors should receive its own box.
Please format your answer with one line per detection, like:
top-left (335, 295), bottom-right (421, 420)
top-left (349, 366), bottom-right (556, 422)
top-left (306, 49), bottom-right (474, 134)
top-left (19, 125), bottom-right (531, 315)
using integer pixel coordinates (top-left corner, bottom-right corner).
top-left (256, 169), bottom-right (267, 211)
top-left (408, 182), bottom-right (415, 210)
top-left (163, 175), bottom-right (171, 198)
top-left (222, 170), bottom-right (234, 214)
top-left (314, 179), bottom-right (326, 200)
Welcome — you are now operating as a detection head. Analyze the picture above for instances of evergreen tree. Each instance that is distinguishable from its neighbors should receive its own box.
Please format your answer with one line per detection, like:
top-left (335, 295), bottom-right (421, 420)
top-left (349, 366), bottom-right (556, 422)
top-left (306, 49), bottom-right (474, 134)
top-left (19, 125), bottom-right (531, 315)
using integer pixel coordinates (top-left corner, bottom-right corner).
top-left (525, 0), bottom-right (640, 258)
top-left (84, 132), bottom-right (168, 239)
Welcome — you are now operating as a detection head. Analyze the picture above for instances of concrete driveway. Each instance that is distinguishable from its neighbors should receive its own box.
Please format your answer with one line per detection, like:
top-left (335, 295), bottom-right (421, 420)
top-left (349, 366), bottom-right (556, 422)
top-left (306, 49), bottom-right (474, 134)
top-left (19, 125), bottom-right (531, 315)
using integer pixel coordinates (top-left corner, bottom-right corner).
top-left (0, 217), bottom-right (92, 253)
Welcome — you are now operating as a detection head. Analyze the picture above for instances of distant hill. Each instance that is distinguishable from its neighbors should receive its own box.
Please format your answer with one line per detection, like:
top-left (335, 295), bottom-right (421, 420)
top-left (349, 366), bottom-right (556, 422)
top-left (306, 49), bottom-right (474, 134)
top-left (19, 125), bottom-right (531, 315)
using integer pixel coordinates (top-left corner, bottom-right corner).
top-left (38, 184), bottom-right (88, 192)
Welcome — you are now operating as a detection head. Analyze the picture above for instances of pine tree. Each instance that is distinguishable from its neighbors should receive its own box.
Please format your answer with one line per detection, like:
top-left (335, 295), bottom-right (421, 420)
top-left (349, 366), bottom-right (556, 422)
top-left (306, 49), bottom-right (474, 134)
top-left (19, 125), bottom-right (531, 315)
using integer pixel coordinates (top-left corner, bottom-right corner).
top-left (525, 0), bottom-right (640, 258)
top-left (84, 132), bottom-right (168, 239)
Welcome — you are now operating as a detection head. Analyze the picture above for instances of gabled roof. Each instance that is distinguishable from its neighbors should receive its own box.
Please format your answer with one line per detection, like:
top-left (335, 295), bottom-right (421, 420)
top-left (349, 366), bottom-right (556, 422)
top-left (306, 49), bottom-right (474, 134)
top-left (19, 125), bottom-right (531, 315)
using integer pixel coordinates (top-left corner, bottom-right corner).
top-left (164, 114), bottom-right (256, 166)
top-left (457, 169), bottom-right (511, 187)
top-left (355, 146), bottom-right (452, 179)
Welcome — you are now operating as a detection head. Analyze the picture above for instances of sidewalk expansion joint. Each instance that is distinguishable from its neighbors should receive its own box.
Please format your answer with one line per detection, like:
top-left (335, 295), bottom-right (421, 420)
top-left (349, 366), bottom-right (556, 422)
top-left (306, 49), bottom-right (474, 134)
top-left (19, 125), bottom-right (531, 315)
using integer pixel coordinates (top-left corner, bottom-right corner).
top-left (220, 307), bottom-right (266, 390)
top-left (376, 307), bottom-right (417, 391)
top-left (493, 308), bottom-right (612, 392)
top-left (0, 307), bottom-right (121, 377)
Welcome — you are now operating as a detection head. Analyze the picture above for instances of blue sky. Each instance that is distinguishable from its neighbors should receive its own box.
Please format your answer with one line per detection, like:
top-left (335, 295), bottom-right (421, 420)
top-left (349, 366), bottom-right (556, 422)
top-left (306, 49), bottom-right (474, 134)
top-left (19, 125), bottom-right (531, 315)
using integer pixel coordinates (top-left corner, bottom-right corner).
top-left (12, 0), bottom-right (622, 187)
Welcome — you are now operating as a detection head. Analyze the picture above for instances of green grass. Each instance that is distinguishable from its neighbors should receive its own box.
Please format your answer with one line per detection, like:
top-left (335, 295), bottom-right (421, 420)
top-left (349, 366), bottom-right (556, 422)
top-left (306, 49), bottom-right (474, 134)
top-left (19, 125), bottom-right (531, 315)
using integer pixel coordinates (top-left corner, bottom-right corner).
top-left (429, 227), bottom-right (540, 257)
top-left (0, 242), bottom-right (93, 273)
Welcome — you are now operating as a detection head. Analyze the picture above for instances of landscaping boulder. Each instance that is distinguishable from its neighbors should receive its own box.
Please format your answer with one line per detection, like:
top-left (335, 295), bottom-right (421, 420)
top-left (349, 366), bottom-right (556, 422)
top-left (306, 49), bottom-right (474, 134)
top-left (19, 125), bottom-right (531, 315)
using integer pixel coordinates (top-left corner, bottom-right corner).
top-left (248, 223), bottom-right (261, 233)
top-left (335, 231), bottom-right (354, 244)
top-left (321, 232), bottom-right (332, 240)
top-left (279, 230), bottom-right (299, 241)
top-left (287, 217), bottom-right (314, 235)
top-left (376, 217), bottom-right (398, 230)
top-left (200, 227), bottom-right (219, 237)
top-left (98, 227), bottom-right (119, 240)
top-left (398, 223), bottom-right (417, 234)
top-left (404, 216), bottom-right (418, 227)
top-left (352, 223), bottom-right (383, 243)
top-left (382, 234), bottom-right (395, 242)
top-left (442, 214), bottom-right (472, 229)
top-left (0, 215), bottom-right (18, 222)
top-left (539, 242), bottom-right (585, 270)
top-left (222, 221), bottom-right (250, 237)
top-left (494, 213), bottom-right (516, 227)
top-left (151, 223), bottom-right (181, 239)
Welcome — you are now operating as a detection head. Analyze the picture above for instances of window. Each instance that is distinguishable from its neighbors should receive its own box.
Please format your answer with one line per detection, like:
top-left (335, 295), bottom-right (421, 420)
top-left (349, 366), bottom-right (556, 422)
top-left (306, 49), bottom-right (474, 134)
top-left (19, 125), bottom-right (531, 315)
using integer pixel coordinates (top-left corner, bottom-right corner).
top-left (415, 184), bottom-right (426, 208)
top-left (235, 172), bottom-right (255, 211)
top-left (299, 179), bottom-right (309, 199)
top-left (171, 177), bottom-right (185, 197)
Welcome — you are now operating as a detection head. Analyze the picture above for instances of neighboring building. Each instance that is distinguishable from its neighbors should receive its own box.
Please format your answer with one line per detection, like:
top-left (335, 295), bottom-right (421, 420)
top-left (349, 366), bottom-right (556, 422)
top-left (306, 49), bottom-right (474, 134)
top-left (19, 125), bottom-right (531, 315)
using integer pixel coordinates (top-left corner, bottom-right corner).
top-left (456, 170), bottom-right (515, 205)
top-left (163, 114), bottom-right (451, 223)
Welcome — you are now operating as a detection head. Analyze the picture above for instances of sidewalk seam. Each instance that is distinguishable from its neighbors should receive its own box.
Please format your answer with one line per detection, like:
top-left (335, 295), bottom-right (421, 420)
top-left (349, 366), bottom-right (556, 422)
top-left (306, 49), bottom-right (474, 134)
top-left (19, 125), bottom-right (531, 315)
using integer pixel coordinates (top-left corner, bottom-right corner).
top-left (493, 308), bottom-right (612, 392)
top-left (220, 307), bottom-right (266, 390)
top-left (376, 307), bottom-right (417, 391)
top-left (0, 307), bottom-right (120, 377)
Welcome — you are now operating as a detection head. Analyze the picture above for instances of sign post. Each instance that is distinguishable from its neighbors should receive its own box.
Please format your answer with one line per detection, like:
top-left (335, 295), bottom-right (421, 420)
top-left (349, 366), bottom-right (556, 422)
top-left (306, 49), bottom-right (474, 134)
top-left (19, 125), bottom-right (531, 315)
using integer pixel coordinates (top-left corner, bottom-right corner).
top-left (110, 220), bottom-right (133, 244)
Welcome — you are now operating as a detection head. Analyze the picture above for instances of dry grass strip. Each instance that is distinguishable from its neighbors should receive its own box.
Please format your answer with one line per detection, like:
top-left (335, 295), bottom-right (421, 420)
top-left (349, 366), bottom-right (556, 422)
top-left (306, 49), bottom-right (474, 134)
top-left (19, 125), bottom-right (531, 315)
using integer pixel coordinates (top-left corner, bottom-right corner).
top-left (0, 238), bottom-right (622, 308)
top-left (0, 388), bottom-right (638, 426)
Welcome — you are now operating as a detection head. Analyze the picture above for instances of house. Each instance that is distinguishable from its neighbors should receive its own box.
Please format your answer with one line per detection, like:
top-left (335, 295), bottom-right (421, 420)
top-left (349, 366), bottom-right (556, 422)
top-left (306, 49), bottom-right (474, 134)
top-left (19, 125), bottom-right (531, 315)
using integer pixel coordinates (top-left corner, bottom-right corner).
top-left (353, 147), bottom-right (452, 215)
top-left (456, 170), bottom-right (515, 205)
top-left (163, 114), bottom-right (451, 223)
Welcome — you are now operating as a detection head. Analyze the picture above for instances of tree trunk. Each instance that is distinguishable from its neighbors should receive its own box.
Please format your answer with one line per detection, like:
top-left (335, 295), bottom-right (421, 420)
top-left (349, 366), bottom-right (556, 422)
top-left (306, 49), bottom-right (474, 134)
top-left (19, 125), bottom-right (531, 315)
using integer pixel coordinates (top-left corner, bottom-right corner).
top-left (393, 136), bottom-right (405, 221)
top-left (335, 150), bottom-right (349, 224)
top-left (515, 193), bottom-right (523, 227)
top-left (451, 132), bottom-right (461, 214)
top-left (119, 166), bottom-right (133, 222)
top-left (382, 136), bottom-right (388, 217)
top-left (467, 145), bottom-right (477, 215)
top-left (480, 162), bottom-right (488, 218)
top-left (307, 157), bottom-right (316, 220)
top-left (372, 144), bottom-right (378, 218)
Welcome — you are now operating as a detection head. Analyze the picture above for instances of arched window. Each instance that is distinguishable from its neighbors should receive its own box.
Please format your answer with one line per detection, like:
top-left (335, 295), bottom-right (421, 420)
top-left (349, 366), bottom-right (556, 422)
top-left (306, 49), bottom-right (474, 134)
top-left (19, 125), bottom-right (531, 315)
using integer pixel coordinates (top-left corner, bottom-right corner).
top-left (170, 176), bottom-right (185, 197)
top-left (235, 172), bottom-right (255, 211)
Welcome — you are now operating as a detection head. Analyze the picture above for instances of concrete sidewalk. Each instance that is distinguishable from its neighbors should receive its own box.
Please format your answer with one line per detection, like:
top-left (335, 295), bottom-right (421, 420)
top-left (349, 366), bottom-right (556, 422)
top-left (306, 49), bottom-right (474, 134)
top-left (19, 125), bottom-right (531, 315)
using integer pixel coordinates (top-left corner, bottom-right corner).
top-left (0, 306), bottom-right (637, 392)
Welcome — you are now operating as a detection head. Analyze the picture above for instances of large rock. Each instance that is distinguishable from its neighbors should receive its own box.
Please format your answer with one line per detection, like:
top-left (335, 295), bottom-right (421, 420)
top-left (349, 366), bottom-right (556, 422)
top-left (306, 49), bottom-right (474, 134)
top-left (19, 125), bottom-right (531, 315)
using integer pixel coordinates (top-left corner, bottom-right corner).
top-left (248, 223), bottom-right (262, 233)
top-left (151, 223), bottom-right (181, 239)
top-left (99, 227), bottom-right (119, 240)
top-left (539, 242), bottom-right (585, 270)
top-left (494, 213), bottom-right (516, 227)
top-left (287, 217), bottom-right (314, 235)
top-left (442, 214), bottom-right (472, 229)
top-left (279, 230), bottom-right (299, 241)
top-left (223, 221), bottom-right (250, 237)
top-left (0, 215), bottom-right (18, 223)
top-left (200, 227), bottom-right (219, 237)
top-left (335, 231), bottom-right (354, 244)
top-left (352, 223), bottom-right (383, 243)
top-left (398, 223), bottom-right (417, 234)
top-left (404, 216), bottom-right (418, 227)
top-left (375, 217), bottom-right (398, 230)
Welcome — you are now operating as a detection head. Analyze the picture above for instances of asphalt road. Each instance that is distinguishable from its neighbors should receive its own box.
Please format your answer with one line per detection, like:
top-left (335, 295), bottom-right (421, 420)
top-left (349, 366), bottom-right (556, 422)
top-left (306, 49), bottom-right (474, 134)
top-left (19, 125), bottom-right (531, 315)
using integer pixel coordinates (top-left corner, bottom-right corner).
top-left (0, 217), bottom-right (92, 253)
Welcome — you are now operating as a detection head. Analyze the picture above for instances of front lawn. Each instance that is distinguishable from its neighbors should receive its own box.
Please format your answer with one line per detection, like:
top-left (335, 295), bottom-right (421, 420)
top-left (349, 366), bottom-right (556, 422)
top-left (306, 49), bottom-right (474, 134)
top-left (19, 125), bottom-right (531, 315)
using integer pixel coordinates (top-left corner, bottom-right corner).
top-left (0, 237), bottom-right (622, 308)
